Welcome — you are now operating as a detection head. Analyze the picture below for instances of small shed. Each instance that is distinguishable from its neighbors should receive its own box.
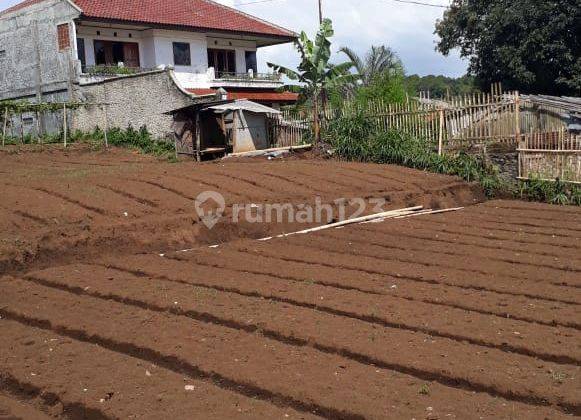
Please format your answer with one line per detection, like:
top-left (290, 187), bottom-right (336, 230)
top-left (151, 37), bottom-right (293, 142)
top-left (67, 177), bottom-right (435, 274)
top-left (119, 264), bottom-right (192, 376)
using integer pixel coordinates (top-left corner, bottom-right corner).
top-left (168, 99), bottom-right (280, 160)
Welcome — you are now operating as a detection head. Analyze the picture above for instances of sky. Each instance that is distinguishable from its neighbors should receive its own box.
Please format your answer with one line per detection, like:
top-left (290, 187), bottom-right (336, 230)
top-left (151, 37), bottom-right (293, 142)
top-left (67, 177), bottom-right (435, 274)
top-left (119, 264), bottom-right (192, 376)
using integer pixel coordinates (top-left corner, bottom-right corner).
top-left (0, 0), bottom-right (468, 77)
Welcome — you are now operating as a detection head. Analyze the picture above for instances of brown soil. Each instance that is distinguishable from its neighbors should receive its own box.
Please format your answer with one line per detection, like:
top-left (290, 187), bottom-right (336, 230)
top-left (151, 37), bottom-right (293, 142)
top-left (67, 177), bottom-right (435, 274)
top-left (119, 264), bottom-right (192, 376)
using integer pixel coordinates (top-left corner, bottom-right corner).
top-left (1, 147), bottom-right (580, 419)
top-left (0, 146), bottom-right (483, 273)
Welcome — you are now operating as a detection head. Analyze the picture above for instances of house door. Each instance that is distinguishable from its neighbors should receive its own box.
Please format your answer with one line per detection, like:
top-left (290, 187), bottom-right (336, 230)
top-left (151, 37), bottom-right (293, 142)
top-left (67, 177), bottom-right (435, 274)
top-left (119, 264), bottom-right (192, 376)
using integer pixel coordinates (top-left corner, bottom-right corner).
top-left (123, 43), bottom-right (140, 68)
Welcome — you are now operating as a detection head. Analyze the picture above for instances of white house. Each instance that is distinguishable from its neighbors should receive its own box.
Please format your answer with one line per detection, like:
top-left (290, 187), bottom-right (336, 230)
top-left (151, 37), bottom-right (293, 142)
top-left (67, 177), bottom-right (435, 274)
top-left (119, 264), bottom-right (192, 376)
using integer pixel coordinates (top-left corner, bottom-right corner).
top-left (0, 0), bottom-right (298, 109)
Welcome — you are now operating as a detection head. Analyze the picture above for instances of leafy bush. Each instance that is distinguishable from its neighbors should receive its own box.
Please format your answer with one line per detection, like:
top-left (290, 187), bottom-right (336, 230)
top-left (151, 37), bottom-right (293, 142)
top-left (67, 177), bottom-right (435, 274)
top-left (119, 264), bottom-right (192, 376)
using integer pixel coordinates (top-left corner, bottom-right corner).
top-left (327, 111), bottom-right (580, 206)
top-left (327, 111), bottom-right (506, 197)
top-left (518, 177), bottom-right (581, 206)
top-left (2, 126), bottom-right (176, 160)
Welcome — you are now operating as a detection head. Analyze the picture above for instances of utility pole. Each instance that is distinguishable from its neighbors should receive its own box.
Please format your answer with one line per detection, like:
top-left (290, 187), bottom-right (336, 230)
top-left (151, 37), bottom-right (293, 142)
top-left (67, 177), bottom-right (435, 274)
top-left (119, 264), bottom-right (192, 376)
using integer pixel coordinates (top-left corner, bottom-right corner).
top-left (318, 0), bottom-right (323, 24)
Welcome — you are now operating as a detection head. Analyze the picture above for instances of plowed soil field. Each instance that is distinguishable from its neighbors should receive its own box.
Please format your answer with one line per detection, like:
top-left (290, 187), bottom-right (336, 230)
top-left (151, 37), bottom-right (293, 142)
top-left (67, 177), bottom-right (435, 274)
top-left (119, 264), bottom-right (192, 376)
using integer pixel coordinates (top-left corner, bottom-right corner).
top-left (1, 146), bottom-right (579, 419)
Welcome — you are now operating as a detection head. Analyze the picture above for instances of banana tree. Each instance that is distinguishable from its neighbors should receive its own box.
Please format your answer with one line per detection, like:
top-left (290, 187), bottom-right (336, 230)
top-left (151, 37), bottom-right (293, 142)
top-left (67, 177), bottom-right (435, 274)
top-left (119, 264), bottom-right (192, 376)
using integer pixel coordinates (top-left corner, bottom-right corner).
top-left (268, 19), bottom-right (354, 144)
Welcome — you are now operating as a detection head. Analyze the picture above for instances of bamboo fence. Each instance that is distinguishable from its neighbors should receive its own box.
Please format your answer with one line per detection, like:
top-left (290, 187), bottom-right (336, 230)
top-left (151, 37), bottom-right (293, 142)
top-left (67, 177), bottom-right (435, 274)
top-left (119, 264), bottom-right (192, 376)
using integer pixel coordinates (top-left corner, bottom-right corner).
top-left (518, 129), bottom-right (581, 183)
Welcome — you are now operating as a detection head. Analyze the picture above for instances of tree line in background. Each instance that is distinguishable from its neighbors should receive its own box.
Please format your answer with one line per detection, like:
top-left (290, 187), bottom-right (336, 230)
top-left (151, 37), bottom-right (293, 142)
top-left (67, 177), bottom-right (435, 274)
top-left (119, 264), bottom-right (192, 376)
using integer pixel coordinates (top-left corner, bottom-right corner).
top-left (436, 0), bottom-right (580, 96)
top-left (271, 0), bottom-right (580, 111)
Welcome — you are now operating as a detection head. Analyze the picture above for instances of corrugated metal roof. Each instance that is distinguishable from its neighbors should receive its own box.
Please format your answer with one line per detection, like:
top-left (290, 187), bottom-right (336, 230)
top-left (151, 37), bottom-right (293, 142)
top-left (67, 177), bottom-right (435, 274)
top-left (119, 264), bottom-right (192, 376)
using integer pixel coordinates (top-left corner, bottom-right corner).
top-left (208, 100), bottom-right (280, 114)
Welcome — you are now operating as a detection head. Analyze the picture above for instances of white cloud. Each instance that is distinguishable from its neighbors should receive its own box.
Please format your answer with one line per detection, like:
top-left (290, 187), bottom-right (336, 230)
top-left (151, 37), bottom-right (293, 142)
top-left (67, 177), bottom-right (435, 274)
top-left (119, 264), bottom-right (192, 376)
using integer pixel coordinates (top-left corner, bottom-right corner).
top-left (219, 0), bottom-right (467, 76)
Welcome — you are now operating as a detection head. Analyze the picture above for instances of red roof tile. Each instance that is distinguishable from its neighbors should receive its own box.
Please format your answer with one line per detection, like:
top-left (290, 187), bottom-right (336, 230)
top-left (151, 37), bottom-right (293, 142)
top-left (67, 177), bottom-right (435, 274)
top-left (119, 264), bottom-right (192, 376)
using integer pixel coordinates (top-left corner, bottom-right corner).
top-left (2, 0), bottom-right (295, 38)
top-left (187, 88), bottom-right (298, 102)
top-left (227, 90), bottom-right (298, 102)
top-left (75, 0), bottom-right (295, 38)
top-left (188, 88), bottom-right (218, 96)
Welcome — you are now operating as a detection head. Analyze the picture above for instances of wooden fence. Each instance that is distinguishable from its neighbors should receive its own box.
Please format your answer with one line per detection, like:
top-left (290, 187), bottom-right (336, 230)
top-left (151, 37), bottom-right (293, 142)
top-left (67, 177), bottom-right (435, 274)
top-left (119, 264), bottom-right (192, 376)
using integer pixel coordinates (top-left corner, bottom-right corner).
top-left (276, 89), bottom-right (523, 154)
top-left (518, 130), bottom-right (581, 183)
top-left (271, 88), bottom-right (580, 183)
top-left (268, 110), bottom-right (311, 148)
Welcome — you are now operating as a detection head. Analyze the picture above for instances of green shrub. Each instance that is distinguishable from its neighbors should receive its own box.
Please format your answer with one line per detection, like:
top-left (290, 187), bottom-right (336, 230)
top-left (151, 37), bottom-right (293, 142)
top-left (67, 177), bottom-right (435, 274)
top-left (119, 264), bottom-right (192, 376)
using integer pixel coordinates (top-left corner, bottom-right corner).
top-left (518, 177), bottom-right (581, 206)
top-left (326, 110), bottom-right (580, 206)
top-left (327, 111), bottom-right (506, 197)
top-left (2, 126), bottom-right (175, 160)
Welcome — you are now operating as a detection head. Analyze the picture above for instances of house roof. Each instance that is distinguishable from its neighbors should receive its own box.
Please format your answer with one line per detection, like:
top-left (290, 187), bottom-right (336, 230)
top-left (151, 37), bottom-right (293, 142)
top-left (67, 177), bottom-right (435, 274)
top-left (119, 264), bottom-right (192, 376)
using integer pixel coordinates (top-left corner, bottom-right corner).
top-left (187, 88), bottom-right (298, 103)
top-left (1, 0), bottom-right (295, 39)
top-left (0, 0), bottom-right (46, 16)
top-left (209, 99), bottom-right (280, 115)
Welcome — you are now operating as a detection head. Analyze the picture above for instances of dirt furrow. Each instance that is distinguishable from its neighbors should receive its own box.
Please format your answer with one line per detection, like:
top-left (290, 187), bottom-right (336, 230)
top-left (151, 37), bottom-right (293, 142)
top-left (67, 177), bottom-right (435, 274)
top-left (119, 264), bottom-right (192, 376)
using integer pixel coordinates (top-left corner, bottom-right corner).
top-left (162, 174), bottom-right (253, 202)
top-left (430, 213), bottom-right (581, 238)
top-left (2, 277), bottom-right (563, 419)
top-left (114, 254), bottom-right (581, 365)
top-left (462, 209), bottom-right (581, 232)
top-left (480, 199), bottom-right (581, 215)
top-left (0, 392), bottom-right (55, 420)
top-left (319, 227), bottom-right (581, 275)
top-left (290, 233), bottom-right (581, 286)
top-left (387, 221), bottom-right (580, 251)
top-left (0, 372), bottom-right (108, 420)
top-left (28, 186), bottom-right (110, 217)
top-left (0, 319), bottom-right (317, 419)
top-left (22, 264), bottom-right (581, 414)
top-left (169, 246), bottom-right (580, 329)
top-left (97, 184), bottom-right (160, 208)
top-left (408, 215), bottom-right (581, 242)
top-left (227, 242), bottom-right (580, 305)
top-left (357, 223), bottom-right (581, 262)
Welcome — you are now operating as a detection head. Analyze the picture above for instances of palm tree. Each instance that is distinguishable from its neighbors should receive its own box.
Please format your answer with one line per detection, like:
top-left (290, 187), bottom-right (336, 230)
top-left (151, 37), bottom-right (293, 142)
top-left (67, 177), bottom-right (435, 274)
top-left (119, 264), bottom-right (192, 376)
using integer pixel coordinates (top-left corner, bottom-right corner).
top-left (339, 45), bottom-right (403, 95)
top-left (268, 19), bottom-right (354, 144)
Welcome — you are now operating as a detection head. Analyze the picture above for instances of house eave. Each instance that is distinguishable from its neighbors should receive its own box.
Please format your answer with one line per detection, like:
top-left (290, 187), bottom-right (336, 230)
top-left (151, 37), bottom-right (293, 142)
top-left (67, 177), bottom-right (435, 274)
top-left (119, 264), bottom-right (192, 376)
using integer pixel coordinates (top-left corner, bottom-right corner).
top-left (77, 16), bottom-right (297, 47)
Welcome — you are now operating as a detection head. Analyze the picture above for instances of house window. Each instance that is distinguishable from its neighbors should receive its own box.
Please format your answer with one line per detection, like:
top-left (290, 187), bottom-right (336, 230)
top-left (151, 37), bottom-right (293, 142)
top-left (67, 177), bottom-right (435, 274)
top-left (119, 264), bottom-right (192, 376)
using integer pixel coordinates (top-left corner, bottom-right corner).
top-left (208, 49), bottom-right (236, 76)
top-left (245, 51), bottom-right (257, 73)
top-left (0, 50), bottom-right (6, 59)
top-left (57, 23), bottom-right (70, 51)
top-left (173, 42), bottom-right (191, 66)
top-left (94, 40), bottom-right (140, 68)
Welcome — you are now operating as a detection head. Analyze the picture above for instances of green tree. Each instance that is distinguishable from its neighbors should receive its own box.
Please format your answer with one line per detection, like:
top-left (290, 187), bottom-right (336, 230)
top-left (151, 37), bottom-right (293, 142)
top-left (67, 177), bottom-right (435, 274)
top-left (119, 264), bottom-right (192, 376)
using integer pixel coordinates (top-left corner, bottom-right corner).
top-left (339, 45), bottom-right (403, 88)
top-left (405, 74), bottom-right (478, 98)
top-left (435, 0), bottom-right (581, 95)
top-left (268, 19), bottom-right (354, 143)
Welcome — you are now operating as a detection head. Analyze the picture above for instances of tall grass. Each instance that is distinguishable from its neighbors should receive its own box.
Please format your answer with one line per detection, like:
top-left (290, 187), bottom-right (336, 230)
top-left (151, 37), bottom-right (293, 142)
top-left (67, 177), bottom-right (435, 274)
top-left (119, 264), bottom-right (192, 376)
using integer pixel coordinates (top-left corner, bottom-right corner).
top-left (2, 126), bottom-right (176, 160)
top-left (327, 111), bottom-right (504, 197)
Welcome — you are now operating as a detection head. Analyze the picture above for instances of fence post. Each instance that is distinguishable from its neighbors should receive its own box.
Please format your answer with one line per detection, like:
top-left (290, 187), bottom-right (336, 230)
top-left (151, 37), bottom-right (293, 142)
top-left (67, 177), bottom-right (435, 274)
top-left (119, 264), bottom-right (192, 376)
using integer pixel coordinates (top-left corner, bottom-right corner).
top-left (514, 91), bottom-right (521, 145)
top-left (36, 110), bottom-right (42, 144)
top-left (20, 113), bottom-right (24, 144)
top-left (438, 109), bottom-right (445, 155)
top-left (63, 103), bottom-right (68, 148)
top-left (102, 105), bottom-right (109, 149)
top-left (2, 107), bottom-right (7, 147)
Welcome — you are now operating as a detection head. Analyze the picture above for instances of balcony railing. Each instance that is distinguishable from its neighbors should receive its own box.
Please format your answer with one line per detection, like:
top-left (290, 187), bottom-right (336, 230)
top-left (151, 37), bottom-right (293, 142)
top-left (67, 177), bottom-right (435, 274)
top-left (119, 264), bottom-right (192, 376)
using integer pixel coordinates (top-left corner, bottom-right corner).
top-left (215, 71), bottom-right (282, 82)
top-left (81, 65), bottom-right (154, 76)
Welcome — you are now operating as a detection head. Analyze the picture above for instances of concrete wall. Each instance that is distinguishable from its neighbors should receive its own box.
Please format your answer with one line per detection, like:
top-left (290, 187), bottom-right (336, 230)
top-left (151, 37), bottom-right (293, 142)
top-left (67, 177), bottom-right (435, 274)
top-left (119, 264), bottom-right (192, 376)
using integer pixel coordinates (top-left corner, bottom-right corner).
top-left (234, 111), bottom-right (268, 153)
top-left (73, 69), bottom-right (194, 139)
top-left (0, 0), bottom-right (80, 100)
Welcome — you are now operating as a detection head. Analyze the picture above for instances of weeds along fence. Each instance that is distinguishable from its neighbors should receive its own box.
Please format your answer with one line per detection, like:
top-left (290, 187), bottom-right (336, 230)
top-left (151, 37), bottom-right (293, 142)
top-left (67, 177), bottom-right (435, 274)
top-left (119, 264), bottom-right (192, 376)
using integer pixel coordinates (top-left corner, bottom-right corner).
top-left (518, 129), bottom-right (581, 184)
top-left (283, 89), bottom-right (523, 154)
top-left (0, 101), bottom-right (111, 148)
top-left (276, 88), bottom-right (580, 183)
